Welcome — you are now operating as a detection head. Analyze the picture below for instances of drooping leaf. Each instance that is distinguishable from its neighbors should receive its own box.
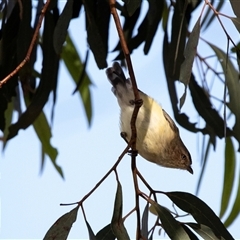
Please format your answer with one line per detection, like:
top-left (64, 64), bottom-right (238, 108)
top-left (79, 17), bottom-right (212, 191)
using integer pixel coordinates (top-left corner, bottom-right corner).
top-left (150, 200), bottom-right (190, 240)
top-left (230, 17), bottom-right (240, 33)
top-left (141, 202), bottom-right (149, 239)
top-left (7, 9), bottom-right (59, 140)
top-left (72, 0), bottom-right (82, 19)
top-left (165, 191), bottom-right (234, 240)
top-left (111, 182), bottom-right (130, 240)
top-left (195, 136), bottom-right (212, 195)
top-left (53, 0), bottom-right (74, 54)
top-left (230, 0), bottom-right (240, 18)
top-left (0, 2), bottom-right (20, 132)
top-left (186, 223), bottom-right (224, 240)
top-left (143, 0), bottom-right (164, 54)
top-left (83, 0), bottom-right (107, 69)
top-left (163, 28), bottom-right (199, 134)
top-left (179, 16), bottom-right (201, 108)
top-left (2, 98), bottom-right (14, 150)
top-left (61, 34), bottom-right (92, 125)
top-left (123, 0), bottom-right (141, 16)
top-left (189, 74), bottom-right (232, 140)
top-left (168, 0), bottom-right (188, 79)
top-left (219, 137), bottom-right (236, 218)
top-left (85, 220), bottom-right (98, 240)
top-left (181, 224), bottom-right (199, 240)
top-left (43, 206), bottom-right (79, 240)
top-left (206, 42), bottom-right (240, 149)
top-left (96, 224), bottom-right (115, 240)
top-left (224, 172), bottom-right (240, 227)
top-left (32, 110), bottom-right (63, 178)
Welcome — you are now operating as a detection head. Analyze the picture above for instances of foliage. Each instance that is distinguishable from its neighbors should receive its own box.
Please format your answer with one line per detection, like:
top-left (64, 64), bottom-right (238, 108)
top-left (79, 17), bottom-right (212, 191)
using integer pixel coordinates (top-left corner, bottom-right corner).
top-left (0, 0), bottom-right (240, 239)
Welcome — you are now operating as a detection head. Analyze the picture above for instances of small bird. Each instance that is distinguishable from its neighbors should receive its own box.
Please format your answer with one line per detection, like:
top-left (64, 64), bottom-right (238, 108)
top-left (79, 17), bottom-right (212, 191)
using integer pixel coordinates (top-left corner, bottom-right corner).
top-left (106, 62), bottom-right (193, 174)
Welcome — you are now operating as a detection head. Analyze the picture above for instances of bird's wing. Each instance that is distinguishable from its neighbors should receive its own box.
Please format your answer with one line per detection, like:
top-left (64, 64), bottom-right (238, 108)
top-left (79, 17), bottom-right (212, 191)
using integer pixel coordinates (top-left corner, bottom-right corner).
top-left (162, 109), bottom-right (179, 133)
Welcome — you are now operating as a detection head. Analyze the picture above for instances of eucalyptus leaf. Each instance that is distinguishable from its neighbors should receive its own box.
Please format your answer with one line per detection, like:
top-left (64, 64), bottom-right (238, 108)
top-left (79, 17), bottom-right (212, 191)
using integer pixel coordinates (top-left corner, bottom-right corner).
top-left (224, 173), bottom-right (240, 227)
top-left (111, 182), bottom-right (130, 240)
top-left (150, 201), bottom-right (190, 240)
top-left (61, 34), bottom-right (92, 125)
top-left (220, 137), bottom-right (236, 218)
top-left (179, 16), bottom-right (201, 108)
top-left (43, 206), bottom-right (79, 240)
top-left (53, 0), bottom-right (74, 54)
top-left (165, 191), bottom-right (234, 240)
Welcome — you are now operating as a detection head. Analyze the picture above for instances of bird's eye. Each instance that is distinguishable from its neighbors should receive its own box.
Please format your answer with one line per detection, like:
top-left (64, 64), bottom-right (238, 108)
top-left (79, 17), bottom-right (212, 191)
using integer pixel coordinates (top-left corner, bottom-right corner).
top-left (181, 154), bottom-right (187, 160)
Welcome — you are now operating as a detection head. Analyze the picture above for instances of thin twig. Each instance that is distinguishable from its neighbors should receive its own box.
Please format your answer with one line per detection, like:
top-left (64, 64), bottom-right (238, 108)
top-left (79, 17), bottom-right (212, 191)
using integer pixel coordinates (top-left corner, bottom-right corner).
top-left (60, 144), bottom-right (130, 206)
top-left (0, 0), bottom-right (51, 88)
top-left (109, 1), bottom-right (143, 239)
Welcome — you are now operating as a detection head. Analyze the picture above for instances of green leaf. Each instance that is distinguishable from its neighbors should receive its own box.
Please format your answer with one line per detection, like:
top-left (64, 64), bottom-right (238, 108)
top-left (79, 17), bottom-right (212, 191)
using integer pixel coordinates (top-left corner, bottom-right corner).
top-left (143, 0), bottom-right (164, 54)
top-left (141, 202), bottom-right (149, 239)
top-left (83, 1), bottom-right (107, 69)
top-left (230, 0), bottom-right (240, 18)
top-left (2, 99), bottom-right (14, 150)
top-left (195, 136), bottom-right (212, 195)
top-left (43, 206), bottom-right (79, 240)
top-left (224, 172), bottom-right (240, 227)
top-left (230, 17), bottom-right (240, 33)
top-left (96, 224), bottom-right (115, 240)
top-left (61, 34), bottom-right (92, 125)
top-left (150, 201), bottom-right (190, 240)
top-left (111, 182), bottom-right (130, 240)
top-left (85, 220), bottom-right (98, 240)
top-left (189, 74), bottom-right (230, 140)
top-left (181, 224), bottom-right (199, 240)
top-left (124, 0), bottom-right (141, 16)
top-left (165, 191), bottom-right (234, 240)
top-left (220, 137), bottom-right (236, 218)
top-left (206, 42), bottom-right (240, 149)
top-left (53, 0), bottom-right (74, 54)
top-left (179, 16), bottom-right (201, 108)
top-left (33, 111), bottom-right (63, 179)
top-left (7, 10), bottom-right (59, 140)
top-left (186, 223), bottom-right (224, 240)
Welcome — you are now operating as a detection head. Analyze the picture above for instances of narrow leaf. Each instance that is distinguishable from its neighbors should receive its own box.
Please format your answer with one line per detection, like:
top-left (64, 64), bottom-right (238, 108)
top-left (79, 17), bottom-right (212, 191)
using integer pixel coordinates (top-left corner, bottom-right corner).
top-left (165, 191), bottom-right (234, 240)
top-left (195, 136), bottom-right (212, 195)
top-left (61, 34), bottom-right (92, 125)
top-left (220, 137), bottom-right (236, 218)
top-left (53, 0), bottom-right (74, 54)
top-left (124, 0), bottom-right (141, 16)
top-left (141, 202), bottom-right (149, 239)
top-left (224, 173), bottom-right (240, 227)
top-left (83, 1), bottom-right (107, 68)
top-left (230, 0), bottom-right (240, 18)
top-left (179, 16), bottom-right (201, 108)
top-left (43, 206), bottom-right (79, 240)
top-left (181, 224), bottom-right (199, 240)
top-left (206, 42), bottom-right (240, 149)
top-left (111, 182), bottom-right (130, 240)
top-left (96, 224), bottom-right (115, 240)
top-left (150, 201), bottom-right (190, 240)
top-left (7, 10), bottom-right (59, 140)
top-left (230, 17), bottom-right (240, 33)
top-left (85, 220), bottom-right (98, 240)
top-left (187, 223), bottom-right (224, 240)
top-left (33, 111), bottom-right (63, 178)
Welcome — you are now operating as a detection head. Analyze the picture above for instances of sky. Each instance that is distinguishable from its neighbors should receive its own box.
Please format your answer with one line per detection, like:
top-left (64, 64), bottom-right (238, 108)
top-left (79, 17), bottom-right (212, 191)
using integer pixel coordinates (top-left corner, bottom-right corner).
top-left (0, 1), bottom-right (240, 239)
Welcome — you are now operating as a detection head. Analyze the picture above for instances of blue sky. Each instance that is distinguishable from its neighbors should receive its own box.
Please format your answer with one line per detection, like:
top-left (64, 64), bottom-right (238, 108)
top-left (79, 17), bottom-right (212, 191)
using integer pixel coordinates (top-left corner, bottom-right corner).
top-left (0, 1), bottom-right (240, 239)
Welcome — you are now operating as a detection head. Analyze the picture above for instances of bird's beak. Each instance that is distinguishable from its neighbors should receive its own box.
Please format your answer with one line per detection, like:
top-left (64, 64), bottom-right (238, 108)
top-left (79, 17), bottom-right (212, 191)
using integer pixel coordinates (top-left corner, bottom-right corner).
top-left (187, 166), bottom-right (194, 174)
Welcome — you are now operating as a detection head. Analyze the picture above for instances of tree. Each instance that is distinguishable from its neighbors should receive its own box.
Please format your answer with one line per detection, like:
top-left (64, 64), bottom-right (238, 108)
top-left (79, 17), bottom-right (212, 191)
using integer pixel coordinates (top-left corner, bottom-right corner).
top-left (0, 0), bottom-right (239, 239)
